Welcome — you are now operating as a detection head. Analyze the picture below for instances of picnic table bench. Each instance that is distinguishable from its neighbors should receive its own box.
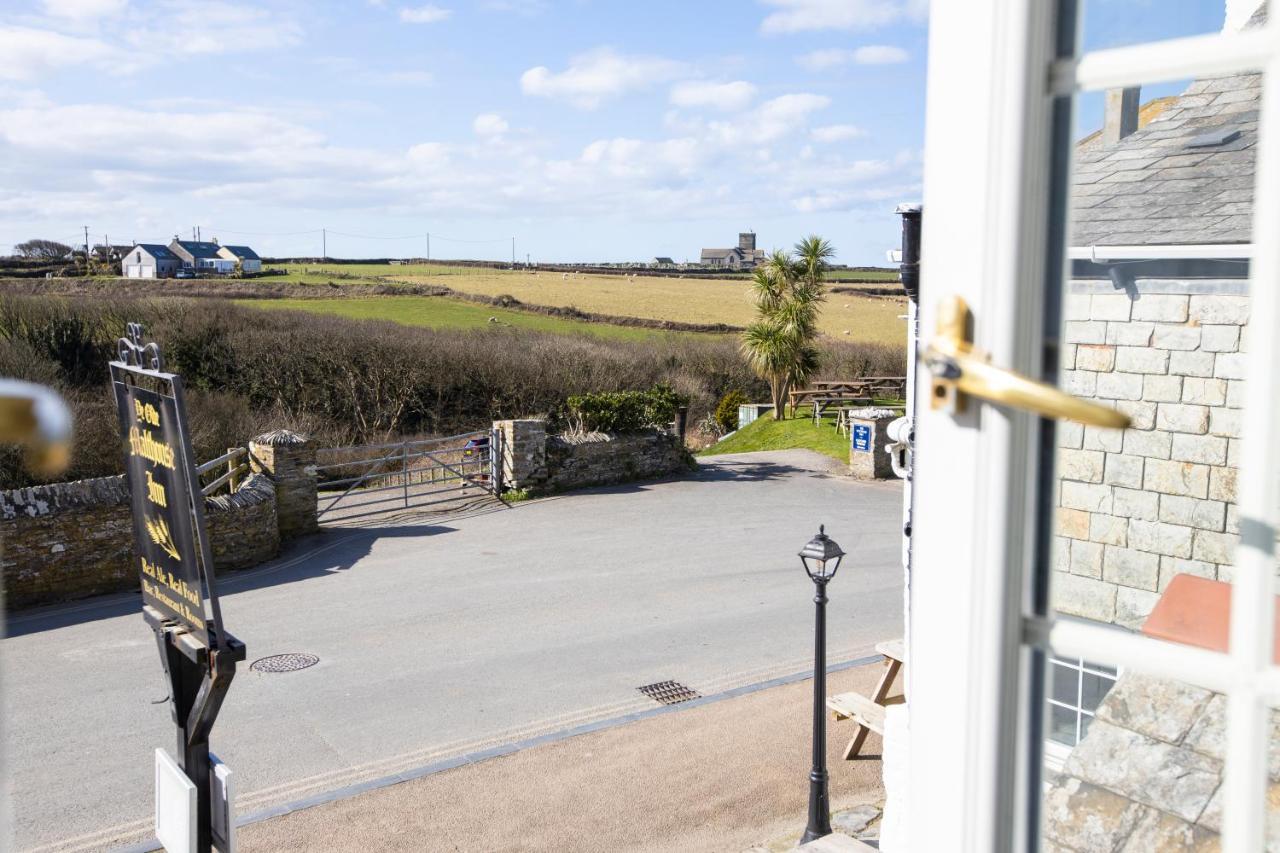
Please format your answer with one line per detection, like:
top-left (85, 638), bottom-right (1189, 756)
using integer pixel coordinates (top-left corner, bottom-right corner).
top-left (789, 378), bottom-right (907, 424)
top-left (827, 638), bottom-right (904, 760)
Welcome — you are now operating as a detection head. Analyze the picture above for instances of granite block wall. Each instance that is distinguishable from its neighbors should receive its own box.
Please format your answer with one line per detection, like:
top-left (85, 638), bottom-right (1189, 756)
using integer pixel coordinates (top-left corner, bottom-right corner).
top-left (1053, 285), bottom-right (1249, 629)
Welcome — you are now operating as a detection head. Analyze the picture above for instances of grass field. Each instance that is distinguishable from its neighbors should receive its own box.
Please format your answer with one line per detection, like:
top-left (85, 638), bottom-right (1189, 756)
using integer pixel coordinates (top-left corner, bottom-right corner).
top-left (237, 295), bottom-right (693, 342)
top-left (701, 411), bottom-right (852, 462)
top-left (269, 262), bottom-right (907, 346)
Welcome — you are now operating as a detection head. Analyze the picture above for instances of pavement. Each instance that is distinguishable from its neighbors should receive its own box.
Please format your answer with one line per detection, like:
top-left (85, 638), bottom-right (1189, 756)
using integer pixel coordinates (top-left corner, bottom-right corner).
top-left (3, 449), bottom-right (903, 852)
top-left (236, 661), bottom-right (890, 853)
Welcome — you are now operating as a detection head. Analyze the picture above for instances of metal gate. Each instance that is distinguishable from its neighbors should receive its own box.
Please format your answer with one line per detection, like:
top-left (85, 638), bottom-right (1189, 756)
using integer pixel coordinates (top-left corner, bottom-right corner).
top-left (315, 428), bottom-right (503, 523)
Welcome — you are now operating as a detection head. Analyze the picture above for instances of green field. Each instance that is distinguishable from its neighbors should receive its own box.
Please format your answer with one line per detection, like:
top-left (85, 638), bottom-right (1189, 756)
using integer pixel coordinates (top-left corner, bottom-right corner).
top-left (701, 402), bottom-right (905, 461)
top-left (238, 295), bottom-right (699, 342)
top-left (701, 411), bottom-right (852, 462)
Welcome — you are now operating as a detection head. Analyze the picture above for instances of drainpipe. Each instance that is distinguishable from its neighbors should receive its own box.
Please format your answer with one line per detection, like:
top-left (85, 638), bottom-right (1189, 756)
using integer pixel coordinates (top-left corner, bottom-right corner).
top-left (878, 203), bottom-right (921, 853)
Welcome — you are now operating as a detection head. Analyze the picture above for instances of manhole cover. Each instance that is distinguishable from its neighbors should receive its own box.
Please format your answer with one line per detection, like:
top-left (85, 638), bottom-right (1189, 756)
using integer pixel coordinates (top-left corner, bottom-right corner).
top-left (637, 680), bottom-right (701, 706)
top-left (250, 653), bottom-right (319, 674)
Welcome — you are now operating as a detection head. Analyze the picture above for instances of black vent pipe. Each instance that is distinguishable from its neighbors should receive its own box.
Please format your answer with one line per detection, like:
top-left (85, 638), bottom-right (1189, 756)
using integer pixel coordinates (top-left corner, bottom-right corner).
top-left (896, 203), bottom-right (922, 303)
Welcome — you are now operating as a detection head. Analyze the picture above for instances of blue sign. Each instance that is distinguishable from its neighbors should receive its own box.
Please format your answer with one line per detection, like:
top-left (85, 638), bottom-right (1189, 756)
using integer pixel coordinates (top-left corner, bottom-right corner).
top-left (852, 424), bottom-right (872, 453)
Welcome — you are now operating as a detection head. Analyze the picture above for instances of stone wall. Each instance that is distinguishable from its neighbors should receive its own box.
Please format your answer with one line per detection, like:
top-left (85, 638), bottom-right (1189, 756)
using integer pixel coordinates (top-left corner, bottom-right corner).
top-left (545, 431), bottom-right (692, 492)
top-left (1, 472), bottom-right (278, 609)
top-left (494, 418), bottom-right (693, 493)
top-left (1054, 283), bottom-right (1248, 629)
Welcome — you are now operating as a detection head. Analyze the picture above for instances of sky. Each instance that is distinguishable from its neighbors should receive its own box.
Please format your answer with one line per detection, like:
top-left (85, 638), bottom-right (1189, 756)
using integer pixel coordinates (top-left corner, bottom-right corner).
top-left (0, 1), bottom-right (1234, 265)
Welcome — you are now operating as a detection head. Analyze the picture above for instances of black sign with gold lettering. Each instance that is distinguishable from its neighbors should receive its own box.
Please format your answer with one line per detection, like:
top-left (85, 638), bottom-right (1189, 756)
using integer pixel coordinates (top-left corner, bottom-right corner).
top-left (109, 322), bottom-right (224, 650)
top-left (114, 382), bottom-right (208, 644)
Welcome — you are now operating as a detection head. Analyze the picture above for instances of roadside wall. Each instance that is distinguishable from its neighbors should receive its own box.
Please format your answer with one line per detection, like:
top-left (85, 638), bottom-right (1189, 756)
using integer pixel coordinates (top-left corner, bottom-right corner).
top-left (1053, 281), bottom-right (1247, 629)
top-left (495, 418), bottom-right (693, 493)
top-left (1, 472), bottom-right (278, 609)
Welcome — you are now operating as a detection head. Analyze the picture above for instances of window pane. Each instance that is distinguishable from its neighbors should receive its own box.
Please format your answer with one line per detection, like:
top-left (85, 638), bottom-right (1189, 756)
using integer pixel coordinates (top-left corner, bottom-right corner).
top-left (1052, 662), bottom-right (1081, 705)
top-left (1051, 63), bottom-right (1258, 644)
top-left (1080, 1), bottom-right (1251, 53)
top-left (1048, 703), bottom-right (1078, 746)
top-left (1081, 671), bottom-right (1114, 712)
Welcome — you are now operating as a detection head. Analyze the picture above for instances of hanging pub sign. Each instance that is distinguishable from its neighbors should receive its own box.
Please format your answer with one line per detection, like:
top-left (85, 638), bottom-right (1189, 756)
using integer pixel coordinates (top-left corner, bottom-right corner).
top-left (110, 322), bottom-right (224, 648)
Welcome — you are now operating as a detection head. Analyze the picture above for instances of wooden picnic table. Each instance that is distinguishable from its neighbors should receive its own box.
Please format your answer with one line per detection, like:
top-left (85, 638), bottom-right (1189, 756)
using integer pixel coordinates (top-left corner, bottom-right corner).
top-left (789, 377), bottom-right (907, 414)
top-left (827, 638), bottom-right (904, 760)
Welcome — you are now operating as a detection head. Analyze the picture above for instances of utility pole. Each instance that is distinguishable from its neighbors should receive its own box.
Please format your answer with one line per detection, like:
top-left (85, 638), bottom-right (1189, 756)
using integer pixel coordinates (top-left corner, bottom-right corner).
top-left (426, 232), bottom-right (430, 263)
top-left (512, 236), bottom-right (516, 267)
top-left (322, 228), bottom-right (326, 260)
top-left (83, 225), bottom-right (89, 257)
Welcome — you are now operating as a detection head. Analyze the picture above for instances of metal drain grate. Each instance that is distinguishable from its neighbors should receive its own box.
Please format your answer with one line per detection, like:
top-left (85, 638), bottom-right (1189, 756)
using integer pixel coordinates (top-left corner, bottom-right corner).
top-left (637, 680), bottom-right (701, 706)
top-left (250, 653), bottom-right (319, 674)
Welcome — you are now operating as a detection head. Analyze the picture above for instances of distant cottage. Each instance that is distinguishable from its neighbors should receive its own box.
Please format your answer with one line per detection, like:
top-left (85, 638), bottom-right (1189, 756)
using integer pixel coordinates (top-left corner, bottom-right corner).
top-left (700, 232), bottom-right (765, 270)
top-left (119, 237), bottom-right (260, 278)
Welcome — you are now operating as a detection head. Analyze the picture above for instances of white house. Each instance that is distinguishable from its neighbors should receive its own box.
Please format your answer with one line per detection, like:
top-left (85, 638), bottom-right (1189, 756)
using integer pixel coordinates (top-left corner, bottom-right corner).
top-left (120, 244), bottom-right (181, 278)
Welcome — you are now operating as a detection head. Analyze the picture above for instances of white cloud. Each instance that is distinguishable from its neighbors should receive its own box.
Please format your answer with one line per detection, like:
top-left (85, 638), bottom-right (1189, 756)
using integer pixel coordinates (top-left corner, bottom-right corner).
top-left (669, 80), bottom-right (757, 111)
top-left (400, 4), bottom-right (451, 23)
top-left (521, 48), bottom-right (686, 109)
top-left (473, 113), bottom-right (509, 136)
top-left (812, 124), bottom-right (866, 143)
top-left (2, 4), bottom-right (302, 82)
top-left (760, 0), bottom-right (921, 34)
top-left (852, 45), bottom-right (908, 64)
top-left (796, 45), bottom-right (908, 70)
top-left (0, 27), bottom-right (116, 81)
top-left (42, 0), bottom-right (128, 19)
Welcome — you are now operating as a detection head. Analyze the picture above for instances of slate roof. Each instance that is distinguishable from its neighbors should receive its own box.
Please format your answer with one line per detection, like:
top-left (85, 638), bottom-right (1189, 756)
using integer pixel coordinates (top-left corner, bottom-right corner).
top-left (172, 240), bottom-right (225, 259)
top-left (1041, 671), bottom-right (1275, 849)
top-left (134, 243), bottom-right (178, 260)
top-left (1071, 9), bottom-right (1266, 248)
top-left (221, 245), bottom-right (259, 260)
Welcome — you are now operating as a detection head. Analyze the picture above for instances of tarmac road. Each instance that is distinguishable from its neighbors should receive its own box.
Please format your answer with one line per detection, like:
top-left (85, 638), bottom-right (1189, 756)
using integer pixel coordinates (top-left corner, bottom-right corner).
top-left (3, 449), bottom-right (904, 852)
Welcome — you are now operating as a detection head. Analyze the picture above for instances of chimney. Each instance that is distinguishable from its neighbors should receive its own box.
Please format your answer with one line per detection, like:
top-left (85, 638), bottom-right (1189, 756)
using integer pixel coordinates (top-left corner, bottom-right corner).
top-left (1102, 86), bottom-right (1140, 144)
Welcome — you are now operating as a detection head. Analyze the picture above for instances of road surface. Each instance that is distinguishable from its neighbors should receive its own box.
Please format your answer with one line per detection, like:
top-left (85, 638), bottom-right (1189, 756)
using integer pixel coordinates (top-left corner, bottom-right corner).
top-left (3, 449), bottom-right (904, 851)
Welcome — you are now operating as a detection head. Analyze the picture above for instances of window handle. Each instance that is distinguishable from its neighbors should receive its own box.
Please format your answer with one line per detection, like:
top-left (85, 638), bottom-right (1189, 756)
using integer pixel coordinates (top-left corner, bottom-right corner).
top-left (923, 295), bottom-right (1130, 429)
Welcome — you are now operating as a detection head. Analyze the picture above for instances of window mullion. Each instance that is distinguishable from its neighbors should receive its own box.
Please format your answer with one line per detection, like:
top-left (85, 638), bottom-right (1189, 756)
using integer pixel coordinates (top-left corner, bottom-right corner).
top-left (1221, 53), bottom-right (1280, 853)
top-left (1052, 26), bottom-right (1278, 94)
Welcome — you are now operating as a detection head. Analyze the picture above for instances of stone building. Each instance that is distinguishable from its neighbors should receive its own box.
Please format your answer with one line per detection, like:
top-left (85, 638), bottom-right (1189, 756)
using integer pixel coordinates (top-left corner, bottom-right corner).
top-left (1039, 6), bottom-right (1268, 845)
top-left (699, 231), bottom-right (765, 269)
top-left (1053, 60), bottom-right (1256, 629)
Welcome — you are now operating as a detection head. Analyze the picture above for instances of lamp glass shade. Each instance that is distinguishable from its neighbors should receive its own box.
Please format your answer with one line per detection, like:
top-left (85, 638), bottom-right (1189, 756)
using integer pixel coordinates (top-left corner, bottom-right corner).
top-left (799, 525), bottom-right (845, 580)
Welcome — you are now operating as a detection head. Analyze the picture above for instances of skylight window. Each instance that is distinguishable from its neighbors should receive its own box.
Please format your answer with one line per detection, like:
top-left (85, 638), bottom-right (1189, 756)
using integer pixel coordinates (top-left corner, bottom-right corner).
top-left (1186, 127), bottom-right (1241, 148)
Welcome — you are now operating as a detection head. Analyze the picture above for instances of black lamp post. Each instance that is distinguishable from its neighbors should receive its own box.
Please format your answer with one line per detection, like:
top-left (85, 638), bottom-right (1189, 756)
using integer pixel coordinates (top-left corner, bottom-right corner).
top-left (799, 525), bottom-right (846, 845)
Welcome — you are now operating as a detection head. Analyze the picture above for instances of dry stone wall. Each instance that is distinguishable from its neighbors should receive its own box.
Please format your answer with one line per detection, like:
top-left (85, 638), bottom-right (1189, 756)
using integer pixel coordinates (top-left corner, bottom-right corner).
top-left (1053, 284), bottom-right (1248, 628)
top-left (1, 472), bottom-right (278, 609)
top-left (495, 418), bottom-right (692, 493)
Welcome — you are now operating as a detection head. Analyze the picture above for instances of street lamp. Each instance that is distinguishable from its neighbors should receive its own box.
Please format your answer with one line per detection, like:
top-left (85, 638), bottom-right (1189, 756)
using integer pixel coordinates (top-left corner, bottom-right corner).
top-left (799, 525), bottom-right (845, 845)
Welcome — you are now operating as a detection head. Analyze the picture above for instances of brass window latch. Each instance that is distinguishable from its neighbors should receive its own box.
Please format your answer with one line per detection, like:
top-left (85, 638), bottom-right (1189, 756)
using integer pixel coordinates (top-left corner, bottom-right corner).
top-left (923, 295), bottom-right (1130, 429)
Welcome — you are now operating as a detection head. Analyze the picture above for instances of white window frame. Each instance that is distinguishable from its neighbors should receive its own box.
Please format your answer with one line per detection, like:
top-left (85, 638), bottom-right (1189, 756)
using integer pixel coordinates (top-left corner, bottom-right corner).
top-left (907, 2), bottom-right (1280, 851)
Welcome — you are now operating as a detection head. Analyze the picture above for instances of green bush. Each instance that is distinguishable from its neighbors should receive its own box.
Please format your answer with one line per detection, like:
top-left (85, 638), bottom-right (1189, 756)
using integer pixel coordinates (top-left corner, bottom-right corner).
top-left (565, 384), bottom-right (686, 433)
top-left (713, 389), bottom-right (749, 434)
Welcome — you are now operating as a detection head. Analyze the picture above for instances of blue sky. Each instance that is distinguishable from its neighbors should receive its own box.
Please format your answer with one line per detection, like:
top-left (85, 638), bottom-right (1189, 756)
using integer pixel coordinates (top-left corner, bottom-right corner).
top-left (0, 1), bottom-right (1235, 264)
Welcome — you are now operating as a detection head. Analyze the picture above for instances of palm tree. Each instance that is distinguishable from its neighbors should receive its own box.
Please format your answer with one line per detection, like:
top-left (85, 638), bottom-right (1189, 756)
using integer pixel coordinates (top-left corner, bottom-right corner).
top-left (740, 237), bottom-right (831, 419)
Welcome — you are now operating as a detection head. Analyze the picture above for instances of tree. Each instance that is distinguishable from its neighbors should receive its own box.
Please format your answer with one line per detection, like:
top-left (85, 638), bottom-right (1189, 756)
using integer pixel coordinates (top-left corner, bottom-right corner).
top-left (14, 239), bottom-right (73, 260)
top-left (740, 236), bottom-right (832, 419)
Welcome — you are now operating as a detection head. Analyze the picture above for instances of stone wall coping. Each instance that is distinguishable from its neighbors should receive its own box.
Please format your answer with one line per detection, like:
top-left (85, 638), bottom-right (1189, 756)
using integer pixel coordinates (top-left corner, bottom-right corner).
top-left (251, 429), bottom-right (310, 446)
top-left (0, 474), bottom-right (129, 519)
top-left (205, 472), bottom-right (274, 513)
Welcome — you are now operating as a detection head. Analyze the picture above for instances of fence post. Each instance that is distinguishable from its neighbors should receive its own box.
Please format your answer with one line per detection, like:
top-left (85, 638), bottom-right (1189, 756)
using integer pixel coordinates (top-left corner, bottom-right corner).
top-left (227, 447), bottom-right (238, 493)
top-left (402, 441), bottom-right (409, 508)
top-left (490, 426), bottom-right (503, 494)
